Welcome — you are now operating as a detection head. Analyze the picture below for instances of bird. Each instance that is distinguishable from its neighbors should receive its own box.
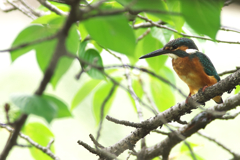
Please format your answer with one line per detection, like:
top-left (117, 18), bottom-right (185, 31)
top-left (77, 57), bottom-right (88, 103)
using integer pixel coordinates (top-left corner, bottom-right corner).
top-left (139, 37), bottom-right (223, 104)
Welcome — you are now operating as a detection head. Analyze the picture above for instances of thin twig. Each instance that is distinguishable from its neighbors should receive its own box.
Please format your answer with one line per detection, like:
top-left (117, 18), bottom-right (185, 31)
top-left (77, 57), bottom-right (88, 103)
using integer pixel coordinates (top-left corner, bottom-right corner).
top-left (152, 129), bottom-right (169, 135)
top-left (96, 84), bottom-right (116, 142)
top-left (106, 115), bottom-right (143, 128)
top-left (197, 131), bottom-right (240, 159)
top-left (218, 67), bottom-right (240, 76)
top-left (89, 134), bottom-right (104, 149)
top-left (137, 28), bottom-right (151, 41)
top-left (104, 48), bottom-right (146, 121)
top-left (0, 34), bottom-right (58, 53)
top-left (135, 15), bottom-right (240, 44)
top-left (37, 0), bottom-right (67, 16)
top-left (220, 26), bottom-right (240, 34)
top-left (104, 64), bottom-right (187, 98)
top-left (0, 122), bottom-right (60, 160)
top-left (139, 77), bottom-right (159, 114)
top-left (126, 152), bottom-right (132, 160)
top-left (20, 0), bottom-right (46, 17)
top-left (219, 110), bottom-right (240, 120)
top-left (77, 140), bottom-right (117, 159)
top-left (7, 0), bottom-right (36, 19)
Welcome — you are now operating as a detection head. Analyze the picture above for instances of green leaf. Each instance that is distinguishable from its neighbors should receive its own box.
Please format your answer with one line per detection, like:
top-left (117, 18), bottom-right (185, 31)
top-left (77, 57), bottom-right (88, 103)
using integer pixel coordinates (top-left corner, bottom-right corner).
top-left (50, 56), bottom-right (74, 88)
top-left (11, 94), bottom-right (57, 123)
top-left (42, 94), bottom-right (72, 118)
top-left (166, 0), bottom-right (184, 33)
top-left (83, 15), bottom-right (136, 56)
top-left (10, 24), bottom-right (53, 62)
top-left (65, 24), bottom-right (79, 54)
top-left (151, 27), bottom-right (173, 47)
top-left (49, 2), bottom-right (70, 12)
top-left (71, 79), bottom-right (101, 110)
top-left (145, 2), bottom-right (174, 26)
top-left (78, 40), bottom-right (88, 58)
top-left (35, 17), bottom-right (79, 88)
top-left (180, 141), bottom-right (204, 160)
top-left (23, 122), bottom-right (54, 160)
top-left (117, 0), bottom-right (166, 11)
top-left (38, 1), bottom-right (70, 12)
top-left (91, 40), bottom-right (103, 53)
top-left (235, 85), bottom-right (240, 94)
top-left (181, 0), bottom-right (224, 39)
top-left (142, 33), bottom-right (168, 72)
top-left (93, 80), bottom-right (120, 124)
top-left (180, 141), bottom-right (199, 153)
top-left (78, 23), bottom-right (88, 40)
top-left (81, 49), bottom-right (105, 79)
top-left (150, 66), bottom-right (175, 111)
top-left (35, 39), bottom-right (57, 72)
top-left (129, 28), bottom-right (148, 64)
top-left (32, 14), bottom-right (60, 25)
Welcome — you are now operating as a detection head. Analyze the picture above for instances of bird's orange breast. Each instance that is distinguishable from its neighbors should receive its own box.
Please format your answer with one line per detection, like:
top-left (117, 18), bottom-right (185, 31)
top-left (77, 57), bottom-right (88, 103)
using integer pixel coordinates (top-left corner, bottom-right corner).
top-left (172, 57), bottom-right (218, 95)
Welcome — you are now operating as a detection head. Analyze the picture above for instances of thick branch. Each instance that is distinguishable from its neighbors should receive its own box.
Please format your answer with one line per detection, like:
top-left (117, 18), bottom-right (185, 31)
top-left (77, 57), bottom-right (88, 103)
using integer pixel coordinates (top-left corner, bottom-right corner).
top-left (100, 69), bottom-right (240, 158)
top-left (136, 92), bottom-right (240, 159)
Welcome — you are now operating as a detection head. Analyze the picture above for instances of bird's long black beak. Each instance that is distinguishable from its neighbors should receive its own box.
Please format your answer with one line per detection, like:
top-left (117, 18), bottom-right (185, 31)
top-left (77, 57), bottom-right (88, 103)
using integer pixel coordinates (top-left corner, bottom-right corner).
top-left (139, 48), bottom-right (167, 59)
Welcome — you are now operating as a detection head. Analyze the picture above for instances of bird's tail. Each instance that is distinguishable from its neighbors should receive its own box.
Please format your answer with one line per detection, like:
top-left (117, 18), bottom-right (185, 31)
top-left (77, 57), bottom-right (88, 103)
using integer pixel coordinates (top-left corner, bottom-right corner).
top-left (213, 96), bottom-right (223, 104)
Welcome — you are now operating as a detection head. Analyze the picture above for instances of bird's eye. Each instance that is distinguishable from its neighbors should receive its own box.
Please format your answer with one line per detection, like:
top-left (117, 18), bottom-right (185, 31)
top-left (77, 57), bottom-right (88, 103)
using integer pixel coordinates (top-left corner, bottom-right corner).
top-left (172, 44), bottom-right (178, 50)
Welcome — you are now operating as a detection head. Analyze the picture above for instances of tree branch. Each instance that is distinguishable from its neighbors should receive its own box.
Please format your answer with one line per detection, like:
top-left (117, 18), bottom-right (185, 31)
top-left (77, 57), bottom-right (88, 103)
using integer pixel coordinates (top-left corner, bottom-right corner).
top-left (0, 1), bottom-right (80, 159)
top-left (96, 84), bottom-right (117, 141)
top-left (37, 0), bottom-right (68, 16)
top-left (135, 15), bottom-right (240, 44)
top-left (0, 123), bottom-right (60, 160)
top-left (197, 131), bottom-right (240, 159)
top-left (98, 69), bottom-right (240, 158)
top-left (218, 67), bottom-right (240, 76)
top-left (136, 92), bottom-right (240, 159)
top-left (0, 34), bottom-right (58, 53)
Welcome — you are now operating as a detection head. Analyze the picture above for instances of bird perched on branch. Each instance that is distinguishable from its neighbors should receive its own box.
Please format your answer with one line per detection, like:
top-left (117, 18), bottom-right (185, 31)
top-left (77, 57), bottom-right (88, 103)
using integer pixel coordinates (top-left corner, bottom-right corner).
top-left (139, 37), bottom-right (223, 104)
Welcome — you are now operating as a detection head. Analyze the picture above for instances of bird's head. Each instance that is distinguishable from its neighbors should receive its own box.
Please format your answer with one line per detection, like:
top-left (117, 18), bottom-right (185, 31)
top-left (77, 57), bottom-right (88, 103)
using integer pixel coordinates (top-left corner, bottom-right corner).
top-left (139, 38), bottom-right (199, 59)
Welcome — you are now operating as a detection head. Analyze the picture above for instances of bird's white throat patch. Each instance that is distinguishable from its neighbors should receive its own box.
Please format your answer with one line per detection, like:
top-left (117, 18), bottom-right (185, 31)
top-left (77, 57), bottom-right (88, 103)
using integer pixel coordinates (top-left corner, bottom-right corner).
top-left (166, 53), bottom-right (179, 59)
top-left (185, 49), bottom-right (198, 54)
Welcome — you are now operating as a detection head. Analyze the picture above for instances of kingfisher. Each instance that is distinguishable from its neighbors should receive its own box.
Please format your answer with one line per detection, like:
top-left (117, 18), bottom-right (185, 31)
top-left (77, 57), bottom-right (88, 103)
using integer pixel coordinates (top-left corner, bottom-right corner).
top-left (139, 37), bottom-right (223, 104)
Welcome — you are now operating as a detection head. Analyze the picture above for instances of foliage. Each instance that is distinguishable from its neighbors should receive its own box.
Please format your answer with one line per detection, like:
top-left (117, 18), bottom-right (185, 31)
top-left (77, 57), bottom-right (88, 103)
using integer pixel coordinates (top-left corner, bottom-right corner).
top-left (0, 0), bottom-right (236, 160)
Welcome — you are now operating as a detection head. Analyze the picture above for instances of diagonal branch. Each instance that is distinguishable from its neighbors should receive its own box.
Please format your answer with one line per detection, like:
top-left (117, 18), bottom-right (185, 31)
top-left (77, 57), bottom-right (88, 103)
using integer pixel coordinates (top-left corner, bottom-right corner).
top-left (136, 92), bottom-right (240, 159)
top-left (37, 0), bottom-right (68, 16)
top-left (135, 15), bottom-right (240, 45)
top-left (98, 69), bottom-right (240, 158)
top-left (96, 84), bottom-right (117, 141)
top-left (197, 131), bottom-right (240, 159)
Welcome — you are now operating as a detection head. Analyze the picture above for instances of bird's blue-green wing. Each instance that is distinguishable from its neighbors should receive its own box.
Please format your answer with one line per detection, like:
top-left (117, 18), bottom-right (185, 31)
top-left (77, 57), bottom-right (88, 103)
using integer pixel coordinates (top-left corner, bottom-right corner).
top-left (191, 52), bottom-right (220, 81)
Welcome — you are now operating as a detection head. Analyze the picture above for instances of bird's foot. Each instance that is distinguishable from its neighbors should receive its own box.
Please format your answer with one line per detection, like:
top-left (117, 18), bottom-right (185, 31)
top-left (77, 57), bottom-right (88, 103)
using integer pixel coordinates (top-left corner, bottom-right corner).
top-left (201, 85), bottom-right (208, 92)
top-left (185, 93), bottom-right (191, 104)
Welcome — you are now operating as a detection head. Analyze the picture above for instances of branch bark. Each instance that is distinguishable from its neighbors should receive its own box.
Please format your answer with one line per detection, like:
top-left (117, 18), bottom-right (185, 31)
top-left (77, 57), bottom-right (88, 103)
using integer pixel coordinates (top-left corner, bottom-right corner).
top-left (100, 69), bottom-right (240, 158)
top-left (136, 92), bottom-right (240, 159)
